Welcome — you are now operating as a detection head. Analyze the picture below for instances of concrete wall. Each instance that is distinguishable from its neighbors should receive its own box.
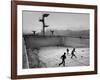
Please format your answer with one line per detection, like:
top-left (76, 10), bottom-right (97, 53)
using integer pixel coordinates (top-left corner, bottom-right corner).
top-left (24, 35), bottom-right (89, 49)
top-left (24, 36), bottom-right (61, 49)
top-left (64, 37), bottom-right (89, 47)
top-left (22, 38), bottom-right (29, 68)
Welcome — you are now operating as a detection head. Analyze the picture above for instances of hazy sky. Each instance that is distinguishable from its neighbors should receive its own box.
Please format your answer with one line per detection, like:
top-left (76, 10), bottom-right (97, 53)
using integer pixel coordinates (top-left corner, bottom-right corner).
top-left (22, 11), bottom-right (89, 34)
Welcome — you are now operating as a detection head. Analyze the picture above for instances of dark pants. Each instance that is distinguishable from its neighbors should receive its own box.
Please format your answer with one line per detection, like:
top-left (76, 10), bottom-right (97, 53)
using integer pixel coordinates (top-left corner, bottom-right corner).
top-left (71, 54), bottom-right (77, 59)
top-left (59, 59), bottom-right (65, 66)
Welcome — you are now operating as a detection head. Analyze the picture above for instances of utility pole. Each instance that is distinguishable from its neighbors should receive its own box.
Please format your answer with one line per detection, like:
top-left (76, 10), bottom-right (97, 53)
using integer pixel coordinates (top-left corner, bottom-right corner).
top-left (50, 30), bottom-right (54, 36)
top-left (39, 14), bottom-right (49, 36)
top-left (32, 31), bottom-right (36, 36)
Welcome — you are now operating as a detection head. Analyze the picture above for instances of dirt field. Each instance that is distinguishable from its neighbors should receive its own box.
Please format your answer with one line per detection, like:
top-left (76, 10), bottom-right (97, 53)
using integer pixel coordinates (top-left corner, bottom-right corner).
top-left (38, 47), bottom-right (89, 68)
top-left (23, 37), bottom-right (89, 68)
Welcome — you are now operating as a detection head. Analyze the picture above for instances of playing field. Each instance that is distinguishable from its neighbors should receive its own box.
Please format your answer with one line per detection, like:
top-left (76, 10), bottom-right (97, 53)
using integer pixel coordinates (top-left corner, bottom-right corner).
top-left (23, 37), bottom-right (90, 68)
top-left (38, 47), bottom-right (89, 67)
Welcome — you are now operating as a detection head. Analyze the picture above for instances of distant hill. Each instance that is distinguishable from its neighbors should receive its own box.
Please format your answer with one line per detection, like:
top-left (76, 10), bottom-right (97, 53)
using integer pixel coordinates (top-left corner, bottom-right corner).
top-left (38, 29), bottom-right (89, 38)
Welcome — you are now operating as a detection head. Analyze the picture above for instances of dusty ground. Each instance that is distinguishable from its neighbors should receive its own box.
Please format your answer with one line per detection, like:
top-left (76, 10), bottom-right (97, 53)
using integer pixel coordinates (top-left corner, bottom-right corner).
top-left (23, 37), bottom-right (89, 68)
top-left (38, 47), bottom-right (89, 68)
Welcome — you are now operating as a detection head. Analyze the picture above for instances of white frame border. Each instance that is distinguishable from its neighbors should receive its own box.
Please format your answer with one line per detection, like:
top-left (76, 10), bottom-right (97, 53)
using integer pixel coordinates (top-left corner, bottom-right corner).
top-left (17, 5), bottom-right (95, 75)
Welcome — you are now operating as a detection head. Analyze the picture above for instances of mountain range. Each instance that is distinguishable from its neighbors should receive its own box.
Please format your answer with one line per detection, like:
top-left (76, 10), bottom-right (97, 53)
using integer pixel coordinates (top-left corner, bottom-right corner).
top-left (38, 29), bottom-right (89, 38)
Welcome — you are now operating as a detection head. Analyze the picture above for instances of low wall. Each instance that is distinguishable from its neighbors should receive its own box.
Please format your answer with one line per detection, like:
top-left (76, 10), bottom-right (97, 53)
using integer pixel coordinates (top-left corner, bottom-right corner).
top-left (22, 38), bottom-right (29, 69)
top-left (24, 35), bottom-right (89, 49)
top-left (24, 36), bottom-right (60, 49)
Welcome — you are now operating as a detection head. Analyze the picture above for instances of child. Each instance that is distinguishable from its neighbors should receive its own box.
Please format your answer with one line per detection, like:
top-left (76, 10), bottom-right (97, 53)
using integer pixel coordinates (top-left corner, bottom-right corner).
top-left (71, 48), bottom-right (77, 59)
top-left (59, 52), bottom-right (66, 66)
top-left (66, 48), bottom-right (69, 55)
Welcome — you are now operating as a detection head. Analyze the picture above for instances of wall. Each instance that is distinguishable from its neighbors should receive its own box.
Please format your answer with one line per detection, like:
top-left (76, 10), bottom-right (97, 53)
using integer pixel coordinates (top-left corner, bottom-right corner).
top-left (24, 36), bottom-right (61, 48)
top-left (24, 36), bottom-right (89, 48)
top-left (0, 0), bottom-right (100, 80)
